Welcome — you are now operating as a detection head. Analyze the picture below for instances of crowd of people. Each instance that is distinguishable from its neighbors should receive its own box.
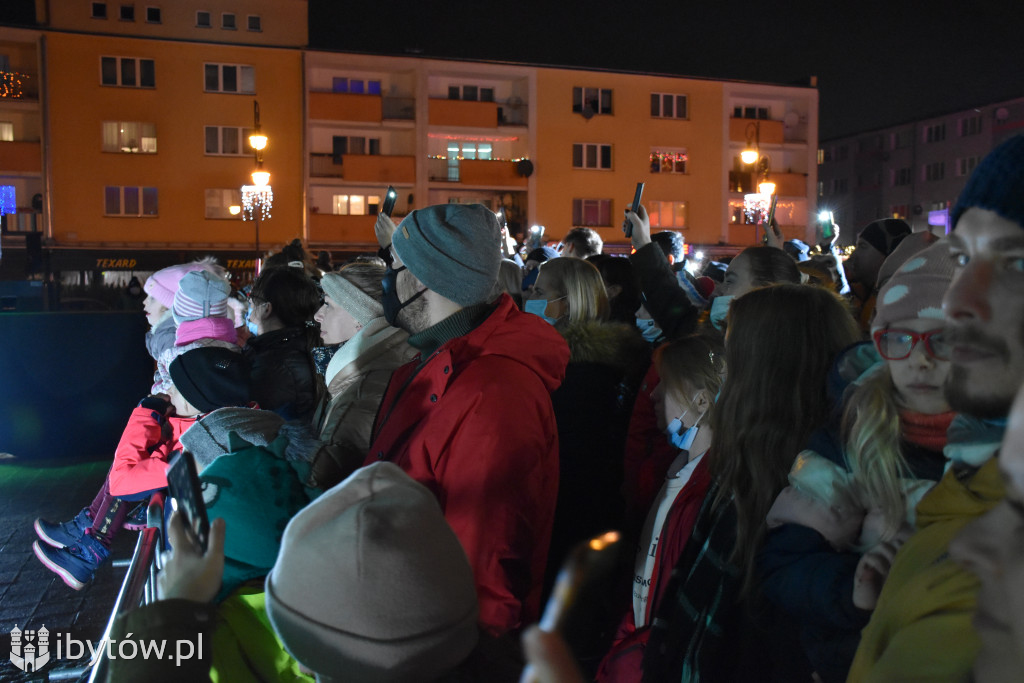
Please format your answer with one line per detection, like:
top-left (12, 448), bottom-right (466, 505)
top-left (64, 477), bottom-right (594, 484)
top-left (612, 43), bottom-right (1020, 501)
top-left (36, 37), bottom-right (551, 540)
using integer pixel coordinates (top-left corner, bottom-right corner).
top-left (26, 133), bottom-right (1024, 682)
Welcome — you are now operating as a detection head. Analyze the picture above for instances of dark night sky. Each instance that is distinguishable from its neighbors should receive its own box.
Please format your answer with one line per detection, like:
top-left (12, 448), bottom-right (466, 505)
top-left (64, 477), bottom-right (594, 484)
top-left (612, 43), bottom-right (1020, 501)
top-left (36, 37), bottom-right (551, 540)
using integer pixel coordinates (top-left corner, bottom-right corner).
top-left (2, 0), bottom-right (1021, 139)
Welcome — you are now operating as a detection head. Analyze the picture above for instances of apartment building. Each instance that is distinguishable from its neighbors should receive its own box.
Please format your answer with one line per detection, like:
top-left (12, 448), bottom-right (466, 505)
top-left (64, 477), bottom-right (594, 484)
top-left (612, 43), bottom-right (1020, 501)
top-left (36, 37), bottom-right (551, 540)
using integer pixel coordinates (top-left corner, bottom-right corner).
top-left (817, 96), bottom-right (1024, 243)
top-left (1, 0), bottom-right (819, 285)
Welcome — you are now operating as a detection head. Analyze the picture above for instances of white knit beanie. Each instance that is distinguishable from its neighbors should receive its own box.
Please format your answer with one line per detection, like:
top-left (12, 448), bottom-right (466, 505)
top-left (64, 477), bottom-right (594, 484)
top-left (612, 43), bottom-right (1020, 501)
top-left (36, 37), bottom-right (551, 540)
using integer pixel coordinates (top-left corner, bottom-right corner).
top-left (320, 272), bottom-right (382, 326)
top-left (172, 270), bottom-right (231, 325)
top-left (265, 462), bottom-right (479, 682)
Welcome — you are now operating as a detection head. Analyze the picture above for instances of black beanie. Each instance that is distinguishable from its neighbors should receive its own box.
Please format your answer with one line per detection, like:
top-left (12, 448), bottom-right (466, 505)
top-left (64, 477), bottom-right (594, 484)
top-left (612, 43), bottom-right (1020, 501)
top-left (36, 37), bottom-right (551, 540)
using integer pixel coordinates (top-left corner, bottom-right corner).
top-left (169, 347), bottom-right (250, 414)
top-left (951, 134), bottom-right (1024, 231)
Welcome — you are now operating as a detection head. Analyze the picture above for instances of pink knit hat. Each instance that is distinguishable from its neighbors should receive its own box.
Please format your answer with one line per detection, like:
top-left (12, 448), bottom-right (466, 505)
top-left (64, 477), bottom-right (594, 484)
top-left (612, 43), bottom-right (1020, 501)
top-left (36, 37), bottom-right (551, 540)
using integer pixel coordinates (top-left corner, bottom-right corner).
top-left (144, 258), bottom-right (224, 309)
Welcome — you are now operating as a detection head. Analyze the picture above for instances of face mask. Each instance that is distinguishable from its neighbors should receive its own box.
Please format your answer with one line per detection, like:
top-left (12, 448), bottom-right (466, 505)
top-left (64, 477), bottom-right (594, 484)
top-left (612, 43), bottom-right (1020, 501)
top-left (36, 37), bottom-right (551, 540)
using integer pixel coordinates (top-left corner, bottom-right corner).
top-left (636, 317), bottom-right (663, 343)
top-left (665, 396), bottom-right (705, 451)
top-left (381, 265), bottom-right (427, 326)
top-left (246, 306), bottom-right (260, 336)
top-left (524, 297), bottom-right (563, 325)
top-left (709, 295), bottom-right (734, 330)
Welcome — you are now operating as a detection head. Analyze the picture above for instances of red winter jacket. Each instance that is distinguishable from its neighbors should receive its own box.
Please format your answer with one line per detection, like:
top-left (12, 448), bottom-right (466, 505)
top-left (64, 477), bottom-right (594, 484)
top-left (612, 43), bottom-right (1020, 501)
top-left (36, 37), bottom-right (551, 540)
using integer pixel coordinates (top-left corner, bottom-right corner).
top-left (364, 294), bottom-right (570, 636)
top-left (109, 405), bottom-right (196, 496)
top-left (596, 455), bottom-right (712, 683)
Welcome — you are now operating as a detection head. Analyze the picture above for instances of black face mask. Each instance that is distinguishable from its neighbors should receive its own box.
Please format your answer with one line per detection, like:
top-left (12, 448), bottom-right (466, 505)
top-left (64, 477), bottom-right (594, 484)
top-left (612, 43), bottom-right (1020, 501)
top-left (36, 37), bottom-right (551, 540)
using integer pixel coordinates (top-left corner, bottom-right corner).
top-left (381, 265), bottom-right (427, 326)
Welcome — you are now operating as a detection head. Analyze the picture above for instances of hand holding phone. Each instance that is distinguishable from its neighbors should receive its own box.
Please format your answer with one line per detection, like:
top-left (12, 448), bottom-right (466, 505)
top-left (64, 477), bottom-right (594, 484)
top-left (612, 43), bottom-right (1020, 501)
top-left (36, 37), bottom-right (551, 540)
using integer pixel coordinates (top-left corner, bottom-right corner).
top-left (166, 451), bottom-right (210, 552)
top-left (622, 183), bottom-right (645, 238)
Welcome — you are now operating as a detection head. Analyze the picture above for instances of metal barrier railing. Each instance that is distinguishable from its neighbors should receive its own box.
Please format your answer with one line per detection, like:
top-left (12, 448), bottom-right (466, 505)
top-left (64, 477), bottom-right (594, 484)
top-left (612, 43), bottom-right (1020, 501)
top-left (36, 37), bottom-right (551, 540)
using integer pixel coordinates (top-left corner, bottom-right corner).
top-left (85, 492), bottom-right (166, 683)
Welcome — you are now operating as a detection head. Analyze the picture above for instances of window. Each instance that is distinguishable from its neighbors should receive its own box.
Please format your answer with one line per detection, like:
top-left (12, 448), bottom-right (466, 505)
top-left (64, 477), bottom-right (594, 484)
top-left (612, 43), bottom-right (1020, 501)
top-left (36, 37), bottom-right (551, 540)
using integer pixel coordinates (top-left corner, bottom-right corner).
top-left (648, 201), bottom-right (688, 229)
top-left (924, 123), bottom-right (946, 143)
top-left (957, 156), bottom-right (981, 176)
top-left (331, 77), bottom-right (382, 95)
top-left (890, 130), bottom-right (912, 149)
top-left (836, 145), bottom-right (848, 162)
top-left (651, 93), bottom-right (688, 119)
top-left (924, 161), bottom-right (945, 182)
top-left (733, 105), bottom-right (769, 119)
top-left (572, 199), bottom-right (612, 227)
top-left (572, 87), bottom-right (613, 115)
top-left (102, 121), bottom-right (157, 153)
top-left (221, 13), bottom-right (236, 29)
top-left (572, 143), bottom-right (612, 170)
top-left (817, 148), bottom-right (826, 165)
top-left (331, 135), bottom-right (381, 158)
top-left (92, 2), bottom-right (107, 19)
top-left (0, 122), bottom-right (13, 141)
top-left (891, 204), bottom-right (909, 219)
top-left (120, 4), bottom-right (134, 21)
top-left (480, 87), bottom-right (494, 102)
top-left (204, 63), bottom-right (254, 94)
top-left (100, 56), bottom-right (155, 88)
top-left (959, 115), bottom-right (983, 137)
top-left (204, 126), bottom-right (254, 156)
top-left (332, 194), bottom-right (382, 216)
top-left (446, 84), bottom-right (490, 101)
top-left (196, 10), bottom-right (211, 27)
top-left (650, 148), bottom-right (688, 174)
top-left (892, 167), bottom-right (912, 186)
top-left (146, 7), bottom-right (161, 23)
top-left (819, 148), bottom-right (833, 163)
top-left (247, 15), bottom-right (261, 31)
top-left (104, 186), bottom-right (157, 216)
top-left (205, 189), bottom-right (242, 219)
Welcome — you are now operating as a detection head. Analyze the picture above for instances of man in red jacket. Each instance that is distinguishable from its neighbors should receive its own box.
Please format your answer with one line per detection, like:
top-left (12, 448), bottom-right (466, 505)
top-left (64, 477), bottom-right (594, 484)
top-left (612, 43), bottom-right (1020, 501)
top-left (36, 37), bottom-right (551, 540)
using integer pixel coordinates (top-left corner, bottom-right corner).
top-left (367, 204), bottom-right (570, 637)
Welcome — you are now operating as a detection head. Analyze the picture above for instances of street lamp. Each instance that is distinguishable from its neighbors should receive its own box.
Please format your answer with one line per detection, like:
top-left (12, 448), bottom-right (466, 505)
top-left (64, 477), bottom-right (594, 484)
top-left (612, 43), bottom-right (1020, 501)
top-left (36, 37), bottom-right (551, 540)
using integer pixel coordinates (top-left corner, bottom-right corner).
top-left (242, 99), bottom-right (272, 275)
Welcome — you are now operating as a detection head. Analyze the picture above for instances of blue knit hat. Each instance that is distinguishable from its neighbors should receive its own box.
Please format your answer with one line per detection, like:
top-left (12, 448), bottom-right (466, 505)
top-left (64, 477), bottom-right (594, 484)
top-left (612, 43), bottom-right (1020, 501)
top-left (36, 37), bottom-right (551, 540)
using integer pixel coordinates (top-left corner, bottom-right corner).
top-left (393, 204), bottom-right (501, 306)
top-left (951, 134), bottom-right (1024, 231)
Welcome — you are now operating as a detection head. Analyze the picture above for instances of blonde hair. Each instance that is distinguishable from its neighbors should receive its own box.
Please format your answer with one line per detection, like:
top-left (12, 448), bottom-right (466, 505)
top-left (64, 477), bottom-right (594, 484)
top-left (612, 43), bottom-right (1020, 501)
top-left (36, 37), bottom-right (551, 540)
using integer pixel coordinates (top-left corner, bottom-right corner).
top-left (538, 257), bottom-right (609, 323)
top-left (841, 366), bottom-right (907, 546)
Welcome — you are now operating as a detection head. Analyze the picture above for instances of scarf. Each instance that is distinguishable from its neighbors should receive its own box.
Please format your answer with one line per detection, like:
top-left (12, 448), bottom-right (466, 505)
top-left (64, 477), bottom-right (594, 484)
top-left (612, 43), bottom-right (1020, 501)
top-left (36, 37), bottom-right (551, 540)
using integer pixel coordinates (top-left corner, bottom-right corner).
top-left (899, 410), bottom-right (955, 452)
top-left (324, 317), bottom-right (403, 387)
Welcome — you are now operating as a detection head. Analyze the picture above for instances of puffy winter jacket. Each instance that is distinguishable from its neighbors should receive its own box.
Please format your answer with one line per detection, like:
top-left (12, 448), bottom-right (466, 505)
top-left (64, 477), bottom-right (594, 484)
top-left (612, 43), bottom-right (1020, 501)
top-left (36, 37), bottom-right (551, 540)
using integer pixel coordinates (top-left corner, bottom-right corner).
top-left (245, 327), bottom-right (321, 424)
top-left (109, 400), bottom-right (196, 496)
top-left (364, 294), bottom-right (570, 636)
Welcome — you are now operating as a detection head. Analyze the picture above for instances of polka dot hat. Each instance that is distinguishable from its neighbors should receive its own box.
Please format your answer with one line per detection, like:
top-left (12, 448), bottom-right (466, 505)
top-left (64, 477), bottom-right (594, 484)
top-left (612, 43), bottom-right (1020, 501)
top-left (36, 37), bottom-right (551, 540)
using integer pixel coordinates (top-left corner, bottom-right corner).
top-left (872, 240), bottom-right (956, 331)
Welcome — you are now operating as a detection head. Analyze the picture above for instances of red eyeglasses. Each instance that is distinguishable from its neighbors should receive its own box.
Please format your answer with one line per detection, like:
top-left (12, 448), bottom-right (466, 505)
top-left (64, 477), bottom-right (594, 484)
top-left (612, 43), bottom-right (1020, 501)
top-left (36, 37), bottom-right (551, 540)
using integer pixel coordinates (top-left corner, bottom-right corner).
top-left (872, 328), bottom-right (950, 361)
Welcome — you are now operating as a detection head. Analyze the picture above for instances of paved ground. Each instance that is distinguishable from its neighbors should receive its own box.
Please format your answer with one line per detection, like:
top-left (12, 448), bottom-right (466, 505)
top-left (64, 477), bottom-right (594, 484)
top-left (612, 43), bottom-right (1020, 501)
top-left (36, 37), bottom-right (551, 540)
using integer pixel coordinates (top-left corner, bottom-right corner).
top-left (0, 456), bottom-right (137, 683)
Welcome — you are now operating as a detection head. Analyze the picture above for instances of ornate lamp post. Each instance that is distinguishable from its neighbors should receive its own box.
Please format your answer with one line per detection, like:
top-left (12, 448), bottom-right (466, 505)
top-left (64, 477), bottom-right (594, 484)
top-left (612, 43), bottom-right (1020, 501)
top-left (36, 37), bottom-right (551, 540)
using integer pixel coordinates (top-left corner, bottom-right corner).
top-left (242, 100), bottom-right (272, 274)
top-left (741, 120), bottom-right (777, 243)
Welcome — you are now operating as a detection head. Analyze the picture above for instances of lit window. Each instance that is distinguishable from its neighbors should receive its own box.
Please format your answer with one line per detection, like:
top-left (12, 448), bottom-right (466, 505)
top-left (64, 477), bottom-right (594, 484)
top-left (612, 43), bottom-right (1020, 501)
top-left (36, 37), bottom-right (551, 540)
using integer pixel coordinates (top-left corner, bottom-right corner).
top-left (648, 201), bottom-right (688, 229)
top-left (205, 189), bottom-right (242, 219)
top-left (0, 122), bottom-right (13, 141)
top-left (650, 148), bottom-right (688, 174)
top-left (332, 194), bottom-right (382, 216)
top-left (102, 121), bottom-right (157, 153)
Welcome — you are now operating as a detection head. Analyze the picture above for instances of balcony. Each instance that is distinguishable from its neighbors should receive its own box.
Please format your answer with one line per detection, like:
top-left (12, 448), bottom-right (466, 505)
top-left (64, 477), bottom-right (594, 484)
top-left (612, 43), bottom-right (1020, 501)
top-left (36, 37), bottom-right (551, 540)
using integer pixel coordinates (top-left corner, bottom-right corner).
top-left (310, 92), bottom-right (382, 123)
top-left (428, 158), bottom-right (527, 187)
top-left (310, 153), bottom-right (416, 183)
top-left (0, 141), bottom-right (41, 173)
top-left (729, 117), bottom-right (785, 145)
top-left (429, 99), bottom-right (501, 128)
top-left (729, 170), bottom-right (806, 197)
top-left (0, 70), bottom-right (39, 101)
top-left (308, 213), bottom-right (377, 244)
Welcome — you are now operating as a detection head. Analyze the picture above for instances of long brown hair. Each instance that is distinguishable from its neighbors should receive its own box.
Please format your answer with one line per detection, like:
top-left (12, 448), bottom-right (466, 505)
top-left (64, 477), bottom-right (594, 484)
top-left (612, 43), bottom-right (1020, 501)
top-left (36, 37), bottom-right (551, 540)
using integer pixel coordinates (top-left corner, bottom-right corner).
top-left (709, 284), bottom-right (860, 594)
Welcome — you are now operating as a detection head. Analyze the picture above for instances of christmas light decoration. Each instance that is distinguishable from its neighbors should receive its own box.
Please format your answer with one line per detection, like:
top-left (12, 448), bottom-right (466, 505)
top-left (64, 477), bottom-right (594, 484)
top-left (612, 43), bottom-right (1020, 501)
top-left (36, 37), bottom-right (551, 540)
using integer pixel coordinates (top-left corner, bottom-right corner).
top-left (743, 193), bottom-right (771, 224)
top-left (0, 71), bottom-right (27, 99)
top-left (0, 185), bottom-right (16, 215)
top-left (428, 155), bottom-right (529, 162)
top-left (242, 185), bottom-right (273, 221)
top-left (428, 133), bottom-right (520, 142)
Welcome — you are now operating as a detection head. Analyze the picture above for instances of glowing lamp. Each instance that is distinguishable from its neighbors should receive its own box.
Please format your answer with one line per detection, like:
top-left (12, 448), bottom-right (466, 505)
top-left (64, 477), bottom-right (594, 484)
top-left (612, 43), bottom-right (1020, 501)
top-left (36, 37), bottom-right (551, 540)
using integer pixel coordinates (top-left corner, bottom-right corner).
top-left (249, 132), bottom-right (268, 151)
top-left (740, 149), bottom-right (758, 165)
top-left (758, 181), bottom-right (777, 195)
top-left (251, 170), bottom-right (270, 186)
top-left (229, 205), bottom-right (241, 216)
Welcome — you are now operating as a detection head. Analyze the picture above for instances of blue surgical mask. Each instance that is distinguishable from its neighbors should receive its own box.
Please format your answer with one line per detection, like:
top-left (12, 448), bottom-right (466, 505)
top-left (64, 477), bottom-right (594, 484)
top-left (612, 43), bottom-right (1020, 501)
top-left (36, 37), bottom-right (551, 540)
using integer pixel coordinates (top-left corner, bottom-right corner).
top-left (525, 297), bottom-right (564, 325)
top-left (665, 397), bottom-right (705, 451)
top-left (246, 305), bottom-right (260, 336)
top-left (636, 317), bottom-right (663, 343)
top-left (709, 295), bottom-right (734, 330)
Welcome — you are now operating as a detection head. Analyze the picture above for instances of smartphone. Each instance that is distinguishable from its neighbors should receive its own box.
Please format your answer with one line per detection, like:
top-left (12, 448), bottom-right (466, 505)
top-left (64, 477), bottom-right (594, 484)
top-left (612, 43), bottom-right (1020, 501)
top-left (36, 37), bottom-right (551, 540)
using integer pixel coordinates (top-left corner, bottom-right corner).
top-left (380, 186), bottom-right (398, 218)
top-left (166, 451), bottom-right (210, 552)
top-left (622, 182), bottom-right (645, 238)
top-left (763, 193), bottom-right (779, 244)
top-left (519, 531), bottom-right (621, 683)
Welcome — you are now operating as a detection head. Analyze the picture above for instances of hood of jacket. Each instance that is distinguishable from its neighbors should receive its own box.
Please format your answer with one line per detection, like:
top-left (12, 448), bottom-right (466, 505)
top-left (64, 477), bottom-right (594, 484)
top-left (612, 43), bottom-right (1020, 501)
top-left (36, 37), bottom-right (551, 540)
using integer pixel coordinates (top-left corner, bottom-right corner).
top-left (557, 318), bottom-right (650, 376)
top-left (445, 293), bottom-right (569, 393)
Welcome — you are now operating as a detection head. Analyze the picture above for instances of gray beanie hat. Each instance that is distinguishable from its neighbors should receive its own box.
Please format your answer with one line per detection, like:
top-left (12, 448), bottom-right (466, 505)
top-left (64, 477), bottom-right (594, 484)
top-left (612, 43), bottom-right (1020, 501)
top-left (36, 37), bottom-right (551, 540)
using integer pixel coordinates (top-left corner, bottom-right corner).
top-left (179, 407), bottom-right (285, 471)
top-left (172, 270), bottom-right (231, 325)
top-left (265, 462), bottom-right (479, 683)
top-left (393, 204), bottom-right (501, 306)
top-left (320, 272), bottom-right (382, 326)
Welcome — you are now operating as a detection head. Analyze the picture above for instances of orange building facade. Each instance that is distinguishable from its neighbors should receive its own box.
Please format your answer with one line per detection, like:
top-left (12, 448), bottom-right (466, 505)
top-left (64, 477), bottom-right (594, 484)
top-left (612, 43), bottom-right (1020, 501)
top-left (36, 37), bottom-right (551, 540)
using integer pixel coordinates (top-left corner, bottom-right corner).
top-left (0, 0), bottom-right (818, 280)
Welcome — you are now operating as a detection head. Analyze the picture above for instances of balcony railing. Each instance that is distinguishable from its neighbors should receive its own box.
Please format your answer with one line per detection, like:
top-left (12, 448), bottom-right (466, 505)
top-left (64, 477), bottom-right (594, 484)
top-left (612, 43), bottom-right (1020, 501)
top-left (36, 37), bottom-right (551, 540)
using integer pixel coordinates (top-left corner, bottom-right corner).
top-left (0, 140), bottom-right (42, 173)
top-left (310, 153), bottom-right (416, 183)
top-left (0, 70), bottom-right (38, 100)
top-left (382, 96), bottom-right (415, 120)
top-left (428, 157), bottom-right (527, 186)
